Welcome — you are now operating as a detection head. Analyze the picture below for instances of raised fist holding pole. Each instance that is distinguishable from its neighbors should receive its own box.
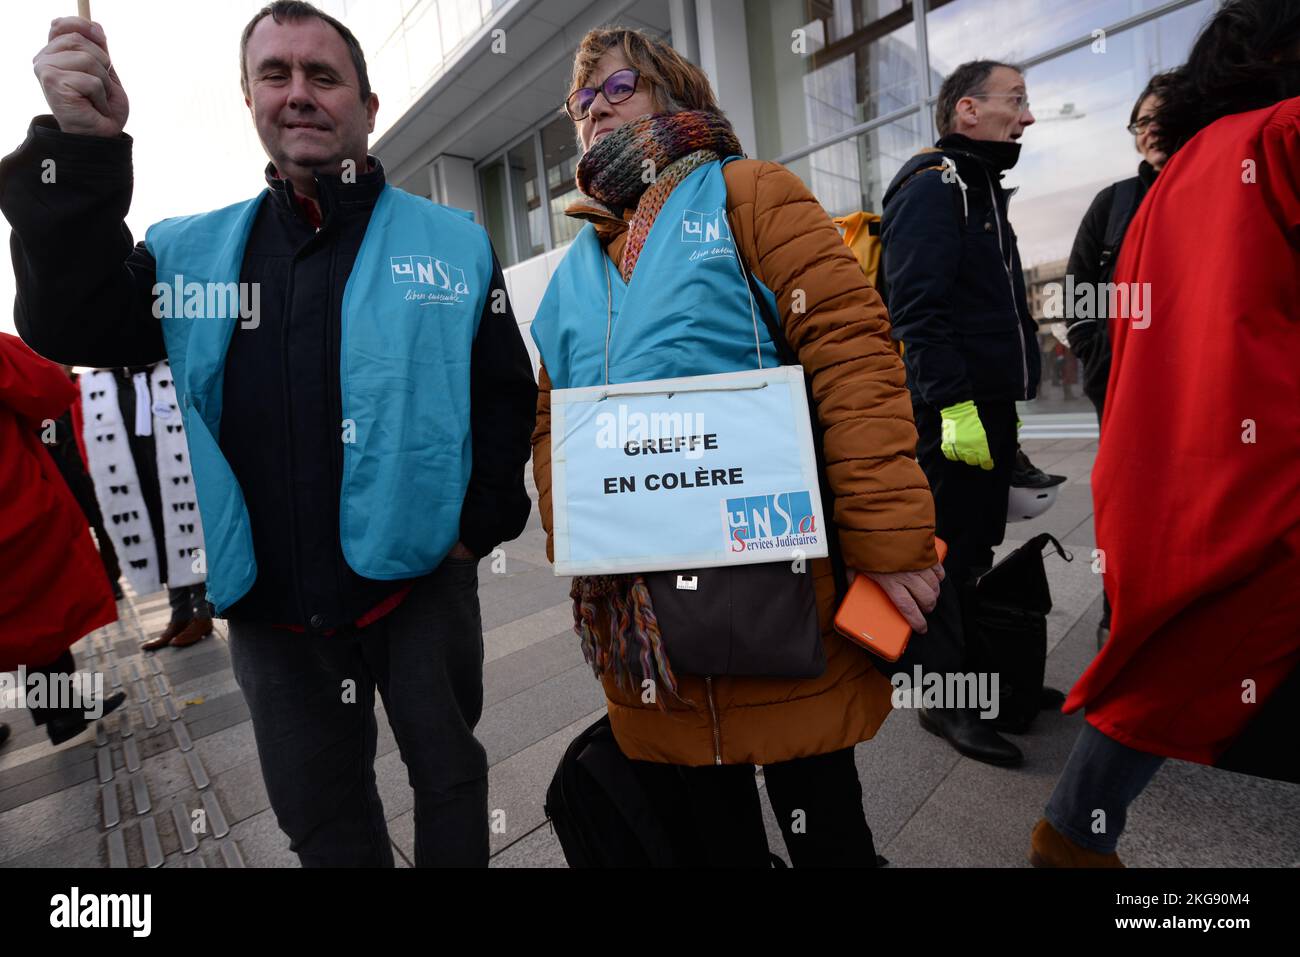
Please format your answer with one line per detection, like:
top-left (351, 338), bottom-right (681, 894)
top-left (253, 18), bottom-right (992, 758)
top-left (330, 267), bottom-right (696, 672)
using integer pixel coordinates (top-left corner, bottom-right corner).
top-left (34, 0), bottom-right (129, 137)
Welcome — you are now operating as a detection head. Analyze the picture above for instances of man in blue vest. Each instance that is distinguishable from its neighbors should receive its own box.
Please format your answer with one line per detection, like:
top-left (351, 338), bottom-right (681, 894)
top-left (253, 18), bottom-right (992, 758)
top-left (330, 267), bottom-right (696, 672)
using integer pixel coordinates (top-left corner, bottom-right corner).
top-left (2, 1), bottom-right (537, 866)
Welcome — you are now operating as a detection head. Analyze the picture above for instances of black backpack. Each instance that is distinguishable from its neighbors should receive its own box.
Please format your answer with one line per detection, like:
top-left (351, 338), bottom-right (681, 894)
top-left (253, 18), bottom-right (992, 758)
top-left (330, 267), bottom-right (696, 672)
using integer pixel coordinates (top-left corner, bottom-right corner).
top-left (544, 716), bottom-right (676, 867)
top-left (1096, 177), bottom-right (1141, 286)
top-left (545, 716), bottom-right (796, 867)
top-left (1082, 177), bottom-right (1143, 409)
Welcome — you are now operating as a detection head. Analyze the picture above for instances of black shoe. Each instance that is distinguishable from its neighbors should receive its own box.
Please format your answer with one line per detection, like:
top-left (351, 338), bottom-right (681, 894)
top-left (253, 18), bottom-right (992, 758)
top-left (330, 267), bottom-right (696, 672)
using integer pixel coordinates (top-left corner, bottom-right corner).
top-left (0, 723), bottom-right (10, 749)
top-left (1012, 448), bottom-right (1068, 489)
top-left (919, 707), bottom-right (1024, 767)
top-left (46, 691), bottom-right (128, 746)
top-left (1039, 686), bottom-right (1066, 710)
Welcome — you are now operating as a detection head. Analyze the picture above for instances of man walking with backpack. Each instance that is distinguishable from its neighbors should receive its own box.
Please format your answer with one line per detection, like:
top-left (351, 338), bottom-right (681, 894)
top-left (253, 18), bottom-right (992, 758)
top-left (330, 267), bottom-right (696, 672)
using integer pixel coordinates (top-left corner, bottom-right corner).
top-left (880, 60), bottom-right (1042, 767)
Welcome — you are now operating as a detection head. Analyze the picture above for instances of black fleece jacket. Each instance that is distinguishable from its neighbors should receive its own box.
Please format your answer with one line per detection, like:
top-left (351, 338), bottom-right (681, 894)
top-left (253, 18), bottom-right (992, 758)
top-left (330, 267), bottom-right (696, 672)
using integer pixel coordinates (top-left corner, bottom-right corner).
top-left (1063, 159), bottom-right (1158, 413)
top-left (0, 116), bottom-right (537, 633)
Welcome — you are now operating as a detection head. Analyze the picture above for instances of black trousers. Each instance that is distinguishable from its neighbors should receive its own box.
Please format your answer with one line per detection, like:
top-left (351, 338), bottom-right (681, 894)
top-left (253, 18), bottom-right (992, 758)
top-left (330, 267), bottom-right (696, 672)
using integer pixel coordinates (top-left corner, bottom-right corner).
top-left (228, 558), bottom-right (487, 867)
top-left (630, 747), bottom-right (878, 867)
top-left (167, 583), bottom-right (213, 623)
top-left (910, 398), bottom-right (1019, 673)
top-left (26, 649), bottom-right (87, 733)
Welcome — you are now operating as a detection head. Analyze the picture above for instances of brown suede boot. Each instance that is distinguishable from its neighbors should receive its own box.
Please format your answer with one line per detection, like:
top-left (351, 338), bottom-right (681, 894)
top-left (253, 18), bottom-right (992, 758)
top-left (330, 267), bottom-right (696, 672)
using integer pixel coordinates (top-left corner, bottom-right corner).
top-left (1029, 818), bottom-right (1123, 868)
top-left (142, 619), bottom-right (187, 652)
top-left (169, 616), bottom-right (213, 649)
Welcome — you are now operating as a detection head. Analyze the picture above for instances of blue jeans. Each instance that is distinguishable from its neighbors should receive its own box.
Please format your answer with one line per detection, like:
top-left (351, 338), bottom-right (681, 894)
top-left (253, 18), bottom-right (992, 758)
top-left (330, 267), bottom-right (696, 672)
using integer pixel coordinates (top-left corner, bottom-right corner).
top-left (1045, 722), bottom-right (1165, 854)
top-left (229, 556), bottom-right (488, 867)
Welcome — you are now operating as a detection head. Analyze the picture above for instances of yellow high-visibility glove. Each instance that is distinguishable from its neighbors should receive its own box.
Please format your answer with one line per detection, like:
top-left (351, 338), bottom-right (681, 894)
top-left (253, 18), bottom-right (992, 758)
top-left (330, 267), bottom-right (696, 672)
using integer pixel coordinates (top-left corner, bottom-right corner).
top-left (940, 400), bottom-right (994, 470)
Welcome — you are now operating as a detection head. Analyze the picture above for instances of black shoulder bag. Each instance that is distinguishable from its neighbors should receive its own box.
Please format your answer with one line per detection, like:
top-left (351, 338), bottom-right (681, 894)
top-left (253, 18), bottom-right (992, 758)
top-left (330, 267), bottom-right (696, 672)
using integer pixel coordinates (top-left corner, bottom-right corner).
top-left (640, 256), bottom-right (845, 679)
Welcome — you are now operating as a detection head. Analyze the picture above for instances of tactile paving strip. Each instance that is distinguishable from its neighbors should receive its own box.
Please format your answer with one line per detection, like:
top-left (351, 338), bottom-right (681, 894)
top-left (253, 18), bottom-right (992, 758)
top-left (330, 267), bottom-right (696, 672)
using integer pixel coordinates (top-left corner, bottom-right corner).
top-left (140, 816), bottom-right (164, 868)
top-left (96, 748), bottom-right (113, 784)
top-left (124, 737), bottom-right (141, 773)
top-left (130, 773), bottom-right (150, 815)
top-left (201, 790), bottom-right (230, 839)
top-left (106, 828), bottom-right (127, 868)
top-left (173, 804), bottom-right (200, 854)
top-left (184, 751), bottom-right (210, 790)
top-left (218, 840), bottom-right (245, 868)
top-left (92, 590), bottom-right (241, 870)
top-left (101, 784), bottom-right (120, 829)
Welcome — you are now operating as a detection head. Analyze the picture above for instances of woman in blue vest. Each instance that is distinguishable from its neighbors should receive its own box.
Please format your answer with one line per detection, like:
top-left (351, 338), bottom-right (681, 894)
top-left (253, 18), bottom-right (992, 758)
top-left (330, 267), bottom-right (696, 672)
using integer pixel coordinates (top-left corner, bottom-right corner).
top-left (531, 28), bottom-right (945, 867)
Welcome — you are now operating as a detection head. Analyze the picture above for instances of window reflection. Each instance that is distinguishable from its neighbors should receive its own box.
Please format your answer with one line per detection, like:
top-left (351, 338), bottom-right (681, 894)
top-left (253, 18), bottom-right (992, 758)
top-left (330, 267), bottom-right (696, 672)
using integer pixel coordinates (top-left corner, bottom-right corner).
top-left (541, 117), bottom-right (583, 248)
top-left (508, 140), bottom-right (546, 262)
top-left (786, 111), bottom-right (928, 216)
top-left (1000, 0), bottom-right (1214, 414)
top-left (478, 159), bottom-right (511, 266)
top-left (748, 0), bottom-right (924, 161)
top-left (924, 0), bottom-right (1174, 74)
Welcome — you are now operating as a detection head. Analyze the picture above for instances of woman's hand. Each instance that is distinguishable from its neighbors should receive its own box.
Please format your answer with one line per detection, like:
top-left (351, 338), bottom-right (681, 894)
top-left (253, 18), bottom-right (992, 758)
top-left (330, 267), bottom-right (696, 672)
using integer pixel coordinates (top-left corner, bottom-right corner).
top-left (847, 564), bottom-right (945, 634)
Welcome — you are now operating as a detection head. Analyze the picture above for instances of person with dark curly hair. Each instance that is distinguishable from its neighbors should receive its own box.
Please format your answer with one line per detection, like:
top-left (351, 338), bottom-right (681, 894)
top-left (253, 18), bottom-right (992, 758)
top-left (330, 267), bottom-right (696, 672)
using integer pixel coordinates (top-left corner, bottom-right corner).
top-left (1065, 71), bottom-right (1175, 649)
top-left (1032, 0), bottom-right (1300, 868)
top-left (1064, 71), bottom-right (1176, 428)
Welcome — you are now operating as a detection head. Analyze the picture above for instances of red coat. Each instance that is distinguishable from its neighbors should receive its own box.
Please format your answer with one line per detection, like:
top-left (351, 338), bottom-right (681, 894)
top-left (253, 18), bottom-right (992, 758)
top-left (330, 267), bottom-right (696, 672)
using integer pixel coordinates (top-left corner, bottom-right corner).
top-left (1065, 97), bottom-right (1300, 763)
top-left (0, 334), bottom-right (117, 671)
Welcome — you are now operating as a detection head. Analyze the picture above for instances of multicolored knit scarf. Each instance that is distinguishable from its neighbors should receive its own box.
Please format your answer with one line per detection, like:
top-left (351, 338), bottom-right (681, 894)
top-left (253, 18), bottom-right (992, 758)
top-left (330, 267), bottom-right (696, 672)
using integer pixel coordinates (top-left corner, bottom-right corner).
top-left (568, 109), bottom-right (744, 704)
top-left (575, 110), bottom-right (743, 282)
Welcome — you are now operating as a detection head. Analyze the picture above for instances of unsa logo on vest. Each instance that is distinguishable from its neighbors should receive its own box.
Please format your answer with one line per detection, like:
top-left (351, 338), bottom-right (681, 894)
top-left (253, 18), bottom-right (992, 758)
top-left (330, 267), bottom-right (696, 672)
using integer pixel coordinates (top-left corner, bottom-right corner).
top-left (680, 207), bottom-right (731, 244)
top-left (390, 255), bottom-right (470, 297)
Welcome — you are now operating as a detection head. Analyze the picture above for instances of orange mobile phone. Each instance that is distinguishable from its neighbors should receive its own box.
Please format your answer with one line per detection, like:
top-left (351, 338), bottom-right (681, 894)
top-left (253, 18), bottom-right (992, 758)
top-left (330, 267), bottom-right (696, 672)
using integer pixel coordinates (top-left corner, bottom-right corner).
top-left (833, 538), bottom-right (947, 661)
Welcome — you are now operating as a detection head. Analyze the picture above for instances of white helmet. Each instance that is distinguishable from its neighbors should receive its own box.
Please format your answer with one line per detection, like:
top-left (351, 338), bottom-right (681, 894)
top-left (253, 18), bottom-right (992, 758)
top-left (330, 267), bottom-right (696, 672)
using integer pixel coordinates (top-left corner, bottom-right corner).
top-left (1007, 483), bottom-right (1061, 522)
top-left (1007, 447), bottom-right (1067, 522)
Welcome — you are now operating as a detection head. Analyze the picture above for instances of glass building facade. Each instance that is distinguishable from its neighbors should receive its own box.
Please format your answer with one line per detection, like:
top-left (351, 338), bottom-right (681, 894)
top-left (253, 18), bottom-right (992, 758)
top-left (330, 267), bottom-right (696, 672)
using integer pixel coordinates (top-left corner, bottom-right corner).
top-left (322, 0), bottom-right (511, 140)
top-left (745, 0), bottom-right (1216, 415)
top-left (368, 0), bottom-right (1219, 415)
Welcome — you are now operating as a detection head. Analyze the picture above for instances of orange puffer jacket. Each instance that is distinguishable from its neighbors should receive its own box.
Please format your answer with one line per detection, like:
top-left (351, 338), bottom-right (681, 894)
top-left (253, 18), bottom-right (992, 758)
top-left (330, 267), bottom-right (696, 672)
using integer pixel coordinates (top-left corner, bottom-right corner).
top-left (531, 158), bottom-right (937, 766)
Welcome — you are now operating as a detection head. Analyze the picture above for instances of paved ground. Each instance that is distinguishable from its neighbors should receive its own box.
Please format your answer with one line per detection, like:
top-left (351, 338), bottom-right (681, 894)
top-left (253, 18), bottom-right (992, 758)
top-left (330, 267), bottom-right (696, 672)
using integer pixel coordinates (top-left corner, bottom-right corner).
top-left (2, 437), bottom-right (1297, 868)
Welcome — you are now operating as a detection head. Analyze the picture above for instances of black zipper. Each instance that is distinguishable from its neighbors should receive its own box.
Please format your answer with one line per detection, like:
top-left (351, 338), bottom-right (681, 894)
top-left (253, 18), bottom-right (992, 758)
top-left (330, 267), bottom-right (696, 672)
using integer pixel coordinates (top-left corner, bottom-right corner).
top-left (280, 247), bottom-right (306, 628)
top-left (323, 216), bottom-right (345, 607)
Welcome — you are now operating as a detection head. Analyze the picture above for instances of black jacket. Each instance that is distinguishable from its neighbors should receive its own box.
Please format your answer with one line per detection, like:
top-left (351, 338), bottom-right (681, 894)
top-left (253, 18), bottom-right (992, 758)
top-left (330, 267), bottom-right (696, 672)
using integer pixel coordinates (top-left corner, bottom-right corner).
top-left (879, 134), bottom-right (1041, 410)
top-left (1064, 159), bottom-right (1158, 414)
top-left (0, 117), bottom-right (537, 633)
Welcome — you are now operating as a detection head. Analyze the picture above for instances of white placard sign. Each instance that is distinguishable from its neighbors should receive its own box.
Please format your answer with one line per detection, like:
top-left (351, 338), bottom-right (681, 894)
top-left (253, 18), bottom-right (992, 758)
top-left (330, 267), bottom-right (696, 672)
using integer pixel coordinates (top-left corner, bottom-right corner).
top-left (549, 366), bottom-right (829, 575)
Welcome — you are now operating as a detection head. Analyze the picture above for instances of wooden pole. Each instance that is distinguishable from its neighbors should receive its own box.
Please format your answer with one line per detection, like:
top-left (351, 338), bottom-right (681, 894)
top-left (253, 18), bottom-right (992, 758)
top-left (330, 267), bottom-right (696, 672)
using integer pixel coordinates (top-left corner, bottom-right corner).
top-left (77, 0), bottom-right (90, 19)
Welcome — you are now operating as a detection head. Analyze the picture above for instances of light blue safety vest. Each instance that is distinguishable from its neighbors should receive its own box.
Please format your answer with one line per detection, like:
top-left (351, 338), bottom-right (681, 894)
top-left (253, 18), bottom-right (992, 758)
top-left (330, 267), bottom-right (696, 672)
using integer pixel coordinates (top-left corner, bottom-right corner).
top-left (145, 185), bottom-right (492, 611)
top-left (531, 158), bottom-right (780, 390)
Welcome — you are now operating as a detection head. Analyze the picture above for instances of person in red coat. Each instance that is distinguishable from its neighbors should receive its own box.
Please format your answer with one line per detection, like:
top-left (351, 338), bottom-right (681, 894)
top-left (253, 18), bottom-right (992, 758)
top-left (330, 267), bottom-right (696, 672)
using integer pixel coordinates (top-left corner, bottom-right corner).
top-left (0, 332), bottom-right (123, 744)
top-left (1032, 0), bottom-right (1300, 866)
